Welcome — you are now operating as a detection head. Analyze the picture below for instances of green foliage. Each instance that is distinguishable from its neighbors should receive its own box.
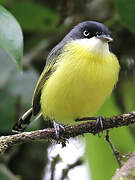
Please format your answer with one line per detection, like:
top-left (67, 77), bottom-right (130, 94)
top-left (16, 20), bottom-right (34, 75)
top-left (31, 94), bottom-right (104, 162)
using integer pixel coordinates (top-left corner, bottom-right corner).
top-left (8, 142), bottom-right (49, 180)
top-left (10, 2), bottom-right (59, 33)
top-left (0, 48), bottom-right (16, 88)
top-left (0, 5), bottom-right (23, 69)
top-left (85, 2), bottom-right (135, 178)
top-left (0, 87), bottom-right (16, 131)
top-left (121, 76), bottom-right (135, 112)
top-left (0, 5), bottom-right (47, 179)
top-left (0, 1), bottom-right (135, 180)
top-left (0, 47), bottom-right (38, 132)
top-left (8, 69), bottom-right (38, 105)
top-left (115, 0), bottom-right (135, 33)
top-left (85, 95), bottom-right (135, 180)
top-left (0, 0), bottom-right (8, 6)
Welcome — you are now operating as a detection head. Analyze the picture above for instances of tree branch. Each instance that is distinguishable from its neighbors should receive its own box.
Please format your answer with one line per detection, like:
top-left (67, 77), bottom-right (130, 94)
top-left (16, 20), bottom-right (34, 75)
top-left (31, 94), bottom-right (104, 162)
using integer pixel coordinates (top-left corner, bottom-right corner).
top-left (105, 130), bottom-right (122, 167)
top-left (112, 152), bottom-right (135, 180)
top-left (60, 158), bottom-right (83, 180)
top-left (0, 111), bottom-right (135, 155)
top-left (50, 155), bottom-right (62, 180)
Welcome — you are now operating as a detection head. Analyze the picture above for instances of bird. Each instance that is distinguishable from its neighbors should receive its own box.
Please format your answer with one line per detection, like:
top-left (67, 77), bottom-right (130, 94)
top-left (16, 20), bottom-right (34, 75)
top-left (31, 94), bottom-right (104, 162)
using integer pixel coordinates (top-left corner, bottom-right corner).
top-left (12, 21), bottom-right (120, 139)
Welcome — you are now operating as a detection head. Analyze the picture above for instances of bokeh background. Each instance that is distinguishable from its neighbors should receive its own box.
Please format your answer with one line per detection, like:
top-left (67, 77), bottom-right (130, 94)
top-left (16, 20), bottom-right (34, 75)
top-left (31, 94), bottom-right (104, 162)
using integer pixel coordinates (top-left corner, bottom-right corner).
top-left (0, 0), bottom-right (135, 180)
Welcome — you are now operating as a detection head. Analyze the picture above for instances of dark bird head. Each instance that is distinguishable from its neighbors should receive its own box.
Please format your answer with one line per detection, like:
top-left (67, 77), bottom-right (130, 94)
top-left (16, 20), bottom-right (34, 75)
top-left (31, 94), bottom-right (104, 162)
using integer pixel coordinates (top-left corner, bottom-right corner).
top-left (47, 21), bottom-right (113, 61)
top-left (64, 21), bottom-right (113, 43)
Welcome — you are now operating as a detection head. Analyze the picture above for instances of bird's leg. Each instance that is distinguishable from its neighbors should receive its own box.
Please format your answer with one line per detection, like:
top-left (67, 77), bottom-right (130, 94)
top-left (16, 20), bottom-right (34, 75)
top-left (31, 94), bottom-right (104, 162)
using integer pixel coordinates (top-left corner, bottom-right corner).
top-left (53, 121), bottom-right (65, 143)
top-left (96, 116), bottom-right (104, 129)
top-left (75, 116), bottom-right (105, 129)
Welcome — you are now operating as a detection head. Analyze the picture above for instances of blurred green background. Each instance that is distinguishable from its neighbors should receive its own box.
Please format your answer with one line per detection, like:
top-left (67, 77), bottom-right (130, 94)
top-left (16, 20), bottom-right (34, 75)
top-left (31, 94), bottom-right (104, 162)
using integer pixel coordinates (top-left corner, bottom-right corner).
top-left (0, 0), bottom-right (135, 179)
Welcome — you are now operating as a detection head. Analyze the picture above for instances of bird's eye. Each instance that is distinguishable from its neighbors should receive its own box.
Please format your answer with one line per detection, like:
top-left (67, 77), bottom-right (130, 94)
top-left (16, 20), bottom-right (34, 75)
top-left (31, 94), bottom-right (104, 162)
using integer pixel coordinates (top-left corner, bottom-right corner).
top-left (83, 30), bottom-right (90, 37)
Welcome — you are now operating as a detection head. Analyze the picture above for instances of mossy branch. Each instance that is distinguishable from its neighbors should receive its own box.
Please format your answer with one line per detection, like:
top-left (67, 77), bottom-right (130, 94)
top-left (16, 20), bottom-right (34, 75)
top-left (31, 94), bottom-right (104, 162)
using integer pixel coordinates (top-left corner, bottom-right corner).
top-left (0, 111), bottom-right (135, 155)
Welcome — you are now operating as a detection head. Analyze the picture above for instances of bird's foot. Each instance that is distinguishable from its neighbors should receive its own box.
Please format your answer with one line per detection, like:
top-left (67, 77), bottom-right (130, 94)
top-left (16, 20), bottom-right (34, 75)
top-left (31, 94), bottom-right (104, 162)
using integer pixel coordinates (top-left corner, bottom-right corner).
top-left (75, 116), bottom-right (105, 130)
top-left (53, 121), bottom-right (65, 145)
top-left (96, 116), bottom-right (105, 129)
top-left (95, 116), bottom-right (105, 137)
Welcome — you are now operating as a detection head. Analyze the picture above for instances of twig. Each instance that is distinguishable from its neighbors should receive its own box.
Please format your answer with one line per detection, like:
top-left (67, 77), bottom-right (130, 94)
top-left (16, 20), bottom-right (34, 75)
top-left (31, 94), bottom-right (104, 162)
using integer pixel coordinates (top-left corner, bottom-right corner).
top-left (105, 130), bottom-right (122, 167)
top-left (0, 111), bottom-right (135, 155)
top-left (50, 155), bottom-right (62, 180)
top-left (60, 158), bottom-right (83, 180)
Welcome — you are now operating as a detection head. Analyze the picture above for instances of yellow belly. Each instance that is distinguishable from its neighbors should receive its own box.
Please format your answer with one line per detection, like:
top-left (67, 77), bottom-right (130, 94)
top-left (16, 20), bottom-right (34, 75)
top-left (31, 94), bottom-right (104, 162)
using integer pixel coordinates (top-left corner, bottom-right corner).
top-left (40, 42), bottom-right (119, 125)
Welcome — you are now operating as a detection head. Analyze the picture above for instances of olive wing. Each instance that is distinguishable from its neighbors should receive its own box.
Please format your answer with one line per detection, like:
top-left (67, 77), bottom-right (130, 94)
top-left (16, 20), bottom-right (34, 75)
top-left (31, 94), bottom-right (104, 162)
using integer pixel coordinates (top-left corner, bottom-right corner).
top-left (32, 41), bottom-right (65, 116)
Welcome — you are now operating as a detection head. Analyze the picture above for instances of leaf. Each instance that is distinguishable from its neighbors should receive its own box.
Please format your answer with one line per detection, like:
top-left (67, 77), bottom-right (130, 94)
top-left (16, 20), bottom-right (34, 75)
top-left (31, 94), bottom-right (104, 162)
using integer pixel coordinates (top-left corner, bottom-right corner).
top-left (10, 2), bottom-right (59, 33)
top-left (115, 0), bottom-right (135, 33)
top-left (0, 68), bottom-right (39, 131)
top-left (121, 75), bottom-right (135, 112)
top-left (0, 48), bottom-right (16, 88)
top-left (85, 95), bottom-right (135, 180)
top-left (0, 0), bottom-right (7, 6)
top-left (0, 87), bottom-right (16, 131)
top-left (0, 5), bottom-right (23, 69)
top-left (8, 69), bottom-right (39, 105)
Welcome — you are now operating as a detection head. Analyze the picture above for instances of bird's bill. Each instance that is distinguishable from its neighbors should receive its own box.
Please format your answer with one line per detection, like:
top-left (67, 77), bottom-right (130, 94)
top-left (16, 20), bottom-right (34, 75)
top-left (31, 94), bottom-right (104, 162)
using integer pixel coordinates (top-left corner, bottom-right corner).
top-left (96, 34), bottom-right (113, 42)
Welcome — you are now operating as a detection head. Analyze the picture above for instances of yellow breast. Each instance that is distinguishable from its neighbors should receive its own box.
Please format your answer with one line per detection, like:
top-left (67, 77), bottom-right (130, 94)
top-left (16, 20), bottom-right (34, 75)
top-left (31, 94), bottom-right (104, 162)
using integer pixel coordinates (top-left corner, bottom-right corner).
top-left (40, 38), bottom-right (120, 125)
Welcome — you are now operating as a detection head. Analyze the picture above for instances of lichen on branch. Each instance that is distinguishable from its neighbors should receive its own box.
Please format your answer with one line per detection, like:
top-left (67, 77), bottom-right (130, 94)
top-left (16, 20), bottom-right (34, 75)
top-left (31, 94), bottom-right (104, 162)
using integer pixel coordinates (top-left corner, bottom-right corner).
top-left (0, 111), bottom-right (135, 155)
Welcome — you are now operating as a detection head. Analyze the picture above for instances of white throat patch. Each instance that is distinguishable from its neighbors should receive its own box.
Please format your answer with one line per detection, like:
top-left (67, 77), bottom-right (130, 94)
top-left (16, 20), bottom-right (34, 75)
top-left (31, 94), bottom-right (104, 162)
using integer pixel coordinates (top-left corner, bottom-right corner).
top-left (74, 36), bottom-right (109, 55)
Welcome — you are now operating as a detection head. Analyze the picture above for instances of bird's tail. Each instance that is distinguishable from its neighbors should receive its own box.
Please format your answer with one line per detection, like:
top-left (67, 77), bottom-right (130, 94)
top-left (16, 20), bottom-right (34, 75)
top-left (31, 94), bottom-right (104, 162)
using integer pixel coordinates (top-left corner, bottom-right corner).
top-left (12, 108), bottom-right (33, 133)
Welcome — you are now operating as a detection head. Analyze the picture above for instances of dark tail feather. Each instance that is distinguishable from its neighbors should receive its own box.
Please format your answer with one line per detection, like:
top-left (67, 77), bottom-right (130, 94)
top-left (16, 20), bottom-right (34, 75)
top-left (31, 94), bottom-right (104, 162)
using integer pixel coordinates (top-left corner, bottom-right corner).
top-left (12, 108), bottom-right (33, 133)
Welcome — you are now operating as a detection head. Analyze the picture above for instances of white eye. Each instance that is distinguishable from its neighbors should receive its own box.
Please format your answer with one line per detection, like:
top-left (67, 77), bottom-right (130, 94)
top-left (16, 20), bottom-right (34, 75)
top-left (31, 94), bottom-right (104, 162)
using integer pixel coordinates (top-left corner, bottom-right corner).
top-left (83, 30), bottom-right (90, 37)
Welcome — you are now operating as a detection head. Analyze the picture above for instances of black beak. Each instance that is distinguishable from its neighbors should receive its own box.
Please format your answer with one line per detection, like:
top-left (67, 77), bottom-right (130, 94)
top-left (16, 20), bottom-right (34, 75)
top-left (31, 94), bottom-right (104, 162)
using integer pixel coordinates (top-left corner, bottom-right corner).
top-left (97, 34), bottom-right (113, 42)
